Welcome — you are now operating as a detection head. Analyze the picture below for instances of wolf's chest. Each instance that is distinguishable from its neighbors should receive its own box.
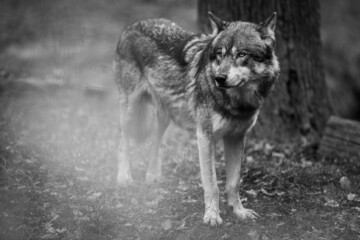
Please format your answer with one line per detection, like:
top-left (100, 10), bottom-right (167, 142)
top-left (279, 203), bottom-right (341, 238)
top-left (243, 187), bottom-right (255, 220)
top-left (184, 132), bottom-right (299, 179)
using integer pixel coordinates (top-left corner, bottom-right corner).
top-left (211, 112), bottom-right (259, 139)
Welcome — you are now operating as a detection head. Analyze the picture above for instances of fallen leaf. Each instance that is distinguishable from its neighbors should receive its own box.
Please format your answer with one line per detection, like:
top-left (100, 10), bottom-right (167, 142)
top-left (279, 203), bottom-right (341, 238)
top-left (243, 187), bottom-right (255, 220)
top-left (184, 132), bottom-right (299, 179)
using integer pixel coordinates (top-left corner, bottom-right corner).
top-left (347, 193), bottom-right (356, 201)
top-left (49, 213), bottom-right (59, 223)
top-left (268, 212), bottom-right (282, 218)
top-left (157, 188), bottom-right (169, 195)
top-left (88, 192), bottom-right (102, 200)
top-left (178, 181), bottom-right (189, 191)
top-left (251, 141), bottom-right (264, 151)
top-left (340, 176), bottom-right (351, 191)
top-left (176, 221), bottom-right (186, 230)
top-left (246, 189), bottom-right (258, 198)
top-left (77, 216), bottom-right (90, 222)
top-left (56, 228), bottom-right (67, 233)
top-left (25, 158), bottom-right (38, 164)
top-left (272, 152), bottom-right (285, 159)
top-left (248, 229), bottom-right (259, 240)
top-left (183, 198), bottom-right (198, 203)
top-left (75, 166), bottom-right (85, 172)
top-left (44, 222), bottom-right (56, 234)
top-left (221, 233), bottom-right (230, 239)
top-left (324, 199), bottom-right (339, 207)
top-left (224, 222), bottom-right (232, 227)
top-left (116, 203), bottom-right (124, 208)
top-left (301, 158), bottom-right (313, 167)
top-left (260, 188), bottom-right (275, 196)
top-left (262, 235), bottom-right (270, 240)
top-left (264, 143), bottom-right (274, 155)
top-left (131, 198), bottom-right (138, 205)
top-left (276, 222), bottom-right (285, 228)
top-left (77, 176), bottom-right (88, 181)
top-left (246, 156), bottom-right (255, 163)
top-left (353, 207), bottom-right (360, 212)
top-left (161, 219), bottom-right (172, 231)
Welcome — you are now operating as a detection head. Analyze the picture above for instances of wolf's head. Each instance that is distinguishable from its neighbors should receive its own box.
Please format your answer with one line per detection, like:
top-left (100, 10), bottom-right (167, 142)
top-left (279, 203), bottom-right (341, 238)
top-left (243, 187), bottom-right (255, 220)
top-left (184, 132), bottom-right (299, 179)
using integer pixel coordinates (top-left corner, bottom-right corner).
top-left (203, 12), bottom-right (279, 96)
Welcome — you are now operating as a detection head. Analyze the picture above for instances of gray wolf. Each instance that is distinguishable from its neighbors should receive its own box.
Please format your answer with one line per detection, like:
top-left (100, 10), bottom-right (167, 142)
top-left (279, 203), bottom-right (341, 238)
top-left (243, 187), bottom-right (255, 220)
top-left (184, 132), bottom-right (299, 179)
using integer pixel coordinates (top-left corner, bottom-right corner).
top-left (113, 12), bottom-right (279, 226)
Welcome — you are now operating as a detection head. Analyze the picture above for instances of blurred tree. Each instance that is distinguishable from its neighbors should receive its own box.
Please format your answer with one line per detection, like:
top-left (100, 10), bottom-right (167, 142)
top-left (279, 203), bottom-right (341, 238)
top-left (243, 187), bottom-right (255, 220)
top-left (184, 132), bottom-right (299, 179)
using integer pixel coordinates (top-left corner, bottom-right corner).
top-left (198, 0), bottom-right (332, 139)
top-left (321, 0), bottom-right (360, 120)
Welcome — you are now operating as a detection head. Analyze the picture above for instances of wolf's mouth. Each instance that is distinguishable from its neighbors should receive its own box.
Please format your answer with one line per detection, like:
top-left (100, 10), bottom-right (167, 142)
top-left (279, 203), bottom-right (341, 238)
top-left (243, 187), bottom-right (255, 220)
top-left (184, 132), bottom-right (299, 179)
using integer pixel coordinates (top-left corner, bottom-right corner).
top-left (215, 79), bottom-right (245, 89)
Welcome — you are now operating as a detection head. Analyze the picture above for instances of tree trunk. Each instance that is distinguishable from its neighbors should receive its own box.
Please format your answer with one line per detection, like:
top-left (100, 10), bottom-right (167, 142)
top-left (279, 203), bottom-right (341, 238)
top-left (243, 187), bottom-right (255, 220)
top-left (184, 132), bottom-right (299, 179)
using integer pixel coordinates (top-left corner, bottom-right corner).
top-left (198, 0), bottom-right (332, 139)
top-left (318, 116), bottom-right (360, 157)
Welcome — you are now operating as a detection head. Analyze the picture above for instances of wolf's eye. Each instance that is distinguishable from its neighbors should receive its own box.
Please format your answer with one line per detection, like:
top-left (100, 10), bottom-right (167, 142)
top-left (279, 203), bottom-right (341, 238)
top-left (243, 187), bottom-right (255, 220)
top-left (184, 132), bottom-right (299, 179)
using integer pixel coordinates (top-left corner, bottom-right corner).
top-left (237, 52), bottom-right (246, 58)
top-left (253, 57), bottom-right (264, 62)
top-left (216, 49), bottom-right (223, 57)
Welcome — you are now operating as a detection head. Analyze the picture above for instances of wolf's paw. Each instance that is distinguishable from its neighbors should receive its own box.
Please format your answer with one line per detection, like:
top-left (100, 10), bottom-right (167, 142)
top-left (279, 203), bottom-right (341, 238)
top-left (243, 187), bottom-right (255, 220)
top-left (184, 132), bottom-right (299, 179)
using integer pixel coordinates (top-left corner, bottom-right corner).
top-left (145, 172), bottom-right (163, 185)
top-left (203, 209), bottom-right (223, 227)
top-left (232, 206), bottom-right (259, 221)
top-left (117, 173), bottom-right (133, 187)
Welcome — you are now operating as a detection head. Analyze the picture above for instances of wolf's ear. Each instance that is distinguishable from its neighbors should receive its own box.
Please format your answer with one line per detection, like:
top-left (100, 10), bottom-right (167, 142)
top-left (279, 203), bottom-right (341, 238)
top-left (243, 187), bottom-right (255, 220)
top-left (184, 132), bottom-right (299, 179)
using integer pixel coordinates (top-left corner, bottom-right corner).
top-left (258, 12), bottom-right (277, 40)
top-left (208, 12), bottom-right (228, 36)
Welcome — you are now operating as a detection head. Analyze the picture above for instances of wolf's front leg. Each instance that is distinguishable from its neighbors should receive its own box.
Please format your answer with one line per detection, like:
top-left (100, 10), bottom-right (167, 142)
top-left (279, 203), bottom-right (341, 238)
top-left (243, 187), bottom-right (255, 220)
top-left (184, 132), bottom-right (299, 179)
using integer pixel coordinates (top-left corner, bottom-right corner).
top-left (224, 136), bottom-right (259, 220)
top-left (145, 109), bottom-right (170, 184)
top-left (197, 127), bottom-right (223, 226)
top-left (117, 135), bottom-right (133, 186)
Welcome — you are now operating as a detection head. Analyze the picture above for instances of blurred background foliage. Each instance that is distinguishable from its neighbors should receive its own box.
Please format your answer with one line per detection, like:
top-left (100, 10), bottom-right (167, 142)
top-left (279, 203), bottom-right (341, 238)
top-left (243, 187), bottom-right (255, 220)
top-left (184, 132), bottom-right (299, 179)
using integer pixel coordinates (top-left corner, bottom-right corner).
top-left (0, 0), bottom-right (359, 119)
top-left (321, 0), bottom-right (360, 119)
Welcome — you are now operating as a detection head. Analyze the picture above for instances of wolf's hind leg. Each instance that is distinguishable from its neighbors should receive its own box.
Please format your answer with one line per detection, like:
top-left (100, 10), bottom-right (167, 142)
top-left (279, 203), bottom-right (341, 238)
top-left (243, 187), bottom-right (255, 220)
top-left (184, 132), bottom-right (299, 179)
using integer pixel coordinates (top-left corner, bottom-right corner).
top-left (117, 99), bottom-right (134, 186)
top-left (224, 136), bottom-right (259, 220)
top-left (117, 89), bottom-right (155, 185)
top-left (117, 136), bottom-right (133, 186)
top-left (145, 107), bottom-right (170, 184)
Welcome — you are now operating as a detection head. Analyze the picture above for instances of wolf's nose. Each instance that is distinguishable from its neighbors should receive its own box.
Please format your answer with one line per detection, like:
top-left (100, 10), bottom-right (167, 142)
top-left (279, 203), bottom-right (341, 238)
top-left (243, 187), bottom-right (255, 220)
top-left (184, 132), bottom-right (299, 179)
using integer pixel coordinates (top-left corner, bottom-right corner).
top-left (214, 74), bottom-right (227, 85)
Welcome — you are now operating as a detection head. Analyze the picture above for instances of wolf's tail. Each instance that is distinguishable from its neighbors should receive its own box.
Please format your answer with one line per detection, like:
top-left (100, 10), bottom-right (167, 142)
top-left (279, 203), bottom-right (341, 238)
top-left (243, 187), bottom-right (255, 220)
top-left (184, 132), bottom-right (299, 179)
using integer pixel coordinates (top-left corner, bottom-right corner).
top-left (114, 52), bottom-right (156, 144)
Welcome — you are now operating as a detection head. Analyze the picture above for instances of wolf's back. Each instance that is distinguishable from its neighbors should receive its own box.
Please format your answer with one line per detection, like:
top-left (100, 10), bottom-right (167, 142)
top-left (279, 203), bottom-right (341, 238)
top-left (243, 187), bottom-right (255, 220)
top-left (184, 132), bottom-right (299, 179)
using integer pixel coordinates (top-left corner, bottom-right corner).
top-left (116, 19), bottom-right (193, 68)
top-left (113, 19), bottom-right (196, 142)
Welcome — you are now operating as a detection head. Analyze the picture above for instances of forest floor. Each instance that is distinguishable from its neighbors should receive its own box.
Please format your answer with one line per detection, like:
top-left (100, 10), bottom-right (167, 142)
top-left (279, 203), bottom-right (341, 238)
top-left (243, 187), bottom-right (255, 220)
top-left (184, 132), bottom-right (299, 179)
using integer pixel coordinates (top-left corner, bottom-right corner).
top-left (1, 75), bottom-right (360, 240)
top-left (1, 0), bottom-right (360, 239)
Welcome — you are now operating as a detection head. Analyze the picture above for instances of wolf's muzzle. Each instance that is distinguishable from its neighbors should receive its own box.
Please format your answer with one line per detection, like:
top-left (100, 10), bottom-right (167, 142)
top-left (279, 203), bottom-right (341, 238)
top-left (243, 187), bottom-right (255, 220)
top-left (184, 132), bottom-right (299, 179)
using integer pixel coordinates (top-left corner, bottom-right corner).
top-left (214, 74), bottom-right (227, 84)
top-left (214, 74), bottom-right (228, 88)
top-left (215, 75), bottom-right (245, 89)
